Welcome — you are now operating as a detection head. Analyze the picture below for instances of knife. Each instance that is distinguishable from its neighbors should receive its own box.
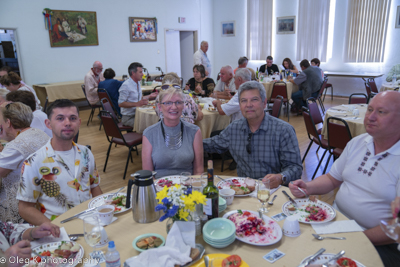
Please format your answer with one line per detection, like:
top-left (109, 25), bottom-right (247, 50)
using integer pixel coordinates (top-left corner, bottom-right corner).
top-left (68, 233), bottom-right (84, 237)
top-left (60, 207), bottom-right (96, 224)
top-left (297, 248), bottom-right (326, 267)
top-left (282, 190), bottom-right (298, 208)
top-left (321, 250), bottom-right (345, 267)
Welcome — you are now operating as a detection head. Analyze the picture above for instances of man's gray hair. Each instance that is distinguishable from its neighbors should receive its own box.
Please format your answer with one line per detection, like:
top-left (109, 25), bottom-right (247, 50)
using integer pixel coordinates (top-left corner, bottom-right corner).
top-left (238, 81), bottom-right (266, 102)
top-left (93, 61), bottom-right (102, 68)
top-left (235, 68), bottom-right (251, 82)
top-left (238, 56), bottom-right (248, 65)
top-left (221, 65), bottom-right (233, 74)
top-left (200, 41), bottom-right (208, 46)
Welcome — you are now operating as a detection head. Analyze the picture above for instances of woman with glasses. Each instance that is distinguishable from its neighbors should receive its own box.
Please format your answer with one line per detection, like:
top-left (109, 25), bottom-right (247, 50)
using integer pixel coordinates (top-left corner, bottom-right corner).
top-left (185, 65), bottom-right (215, 97)
top-left (142, 88), bottom-right (203, 178)
top-left (0, 102), bottom-right (49, 223)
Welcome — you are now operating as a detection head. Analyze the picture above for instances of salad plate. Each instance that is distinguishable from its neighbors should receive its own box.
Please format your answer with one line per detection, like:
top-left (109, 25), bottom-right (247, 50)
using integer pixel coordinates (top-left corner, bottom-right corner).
top-left (155, 176), bottom-right (182, 191)
top-left (282, 199), bottom-right (336, 224)
top-left (216, 177), bottom-right (254, 197)
top-left (88, 193), bottom-right (129, 214)
top-left (300, 253), bottom-right (365, 267)
top-left (222, 210), bottom-right (282, 246)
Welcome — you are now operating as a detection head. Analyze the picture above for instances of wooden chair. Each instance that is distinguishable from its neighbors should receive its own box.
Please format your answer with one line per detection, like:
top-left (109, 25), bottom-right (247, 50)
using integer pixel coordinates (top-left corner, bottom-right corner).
top-left (316, 77), bottom-right (329, 114)
top-left (323, 117), bottom-right (353, 173)
top-left (348, 93), bottom-right (368, 104)
top-left (302, 107), bottom-right (329, 179)
top-left (100, 98), bottom-right (133, 132)
top-left (99, 110), bottom-right (142, 179)
top-left (81, 84), bottom-right (101, 126)
top-left (269, 95), bottom-right (283, 118)
top-left (269, 82), bottom-right (289, 121)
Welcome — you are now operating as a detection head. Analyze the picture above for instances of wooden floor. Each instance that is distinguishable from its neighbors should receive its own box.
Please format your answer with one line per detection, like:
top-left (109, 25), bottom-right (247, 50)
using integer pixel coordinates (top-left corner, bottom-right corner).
top-left (78, 95), bottom-right (348, 204)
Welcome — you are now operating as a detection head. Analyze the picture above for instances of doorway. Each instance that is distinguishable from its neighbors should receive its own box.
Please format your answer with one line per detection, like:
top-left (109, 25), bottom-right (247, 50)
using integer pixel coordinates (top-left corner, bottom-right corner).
top-left (0, 29), bottom-right (21, 77)
top-left (164, 29), bottom-right (198, 85)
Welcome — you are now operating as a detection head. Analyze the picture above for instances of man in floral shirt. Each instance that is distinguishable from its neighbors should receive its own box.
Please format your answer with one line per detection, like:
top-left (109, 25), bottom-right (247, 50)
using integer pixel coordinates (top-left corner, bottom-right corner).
top-left (17, 99), bottom-right (102, 225)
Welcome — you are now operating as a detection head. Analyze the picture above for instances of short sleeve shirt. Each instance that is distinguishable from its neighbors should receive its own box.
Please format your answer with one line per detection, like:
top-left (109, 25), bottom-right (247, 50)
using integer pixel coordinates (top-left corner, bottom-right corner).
top-left (118, 77), bottom-right (142, 116)
top-left (214, 78), bottom-right (236, 93)
top-left (221, 93), bottom-right (243, 122)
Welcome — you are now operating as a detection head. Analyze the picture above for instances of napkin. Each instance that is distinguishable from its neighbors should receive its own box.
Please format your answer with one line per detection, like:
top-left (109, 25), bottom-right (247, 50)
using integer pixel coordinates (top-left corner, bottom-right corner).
top-left (328, 109), bottom-right (347, 114)
top-left (342, 116), bottom-right (361, 121)
top-left (125, 221), bottom-right (196, 267)
top-left (79, 214), bottom-right (118, 226)
top-left (30, 227), bottom-right (70, 247)
top-left (139, 107), bottom-right (154, 110)
top-left (312, 220), bottom-right (364, 234)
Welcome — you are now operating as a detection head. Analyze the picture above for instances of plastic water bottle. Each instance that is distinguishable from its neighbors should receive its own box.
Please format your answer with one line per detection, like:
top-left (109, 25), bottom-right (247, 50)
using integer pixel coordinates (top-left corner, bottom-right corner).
top-left (105, 241), bottom-right (121, 267)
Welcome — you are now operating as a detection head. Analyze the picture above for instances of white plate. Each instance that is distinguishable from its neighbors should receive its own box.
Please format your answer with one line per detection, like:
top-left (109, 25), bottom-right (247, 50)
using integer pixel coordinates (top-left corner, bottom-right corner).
top-left (88, 193), bottom-right (130, 214)
top-left (216, 177), bottom-right (254, 197)
top-left (223, 210), bottom-right (282, 246)
top-left (300, 253), bottom-right (365, 267)
top-left (155, 176), bottom-right (182, 191)
top-left (27, 241), bottom-right (84, 267)
top-left (282, 199), bottom-right (336, 224)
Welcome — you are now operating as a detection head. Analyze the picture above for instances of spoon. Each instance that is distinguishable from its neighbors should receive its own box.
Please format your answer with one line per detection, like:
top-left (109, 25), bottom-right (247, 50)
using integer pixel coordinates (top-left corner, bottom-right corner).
top-left (268, 195), bottom-right (277, 205)
top-left (69, 236), bottom-right (78, 241)
top-left (290, 181), bottom-right (309, 198)
top-left (107, 186), bottom-right (125, 200)
top-left (204, 255), bottom-right (209, 267)
top-left (312, 234), bottom-right (346, 240)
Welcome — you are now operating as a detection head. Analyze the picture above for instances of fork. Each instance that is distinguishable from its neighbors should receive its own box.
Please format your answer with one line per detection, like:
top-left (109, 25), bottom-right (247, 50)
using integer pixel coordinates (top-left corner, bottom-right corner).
top-left (106, 186), bottom-right (125, 200)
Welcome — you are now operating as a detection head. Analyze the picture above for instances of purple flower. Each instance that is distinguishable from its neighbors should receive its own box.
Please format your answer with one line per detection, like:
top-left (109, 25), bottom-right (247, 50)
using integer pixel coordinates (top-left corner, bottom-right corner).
top-left (162, 197), bottom-right (171, 205)
top-left (159, 213), bottom-right (169, 222)
top-left (185, 187), bottom-right (192, 195)
top-left (155, 204), bottom-right (167, 212)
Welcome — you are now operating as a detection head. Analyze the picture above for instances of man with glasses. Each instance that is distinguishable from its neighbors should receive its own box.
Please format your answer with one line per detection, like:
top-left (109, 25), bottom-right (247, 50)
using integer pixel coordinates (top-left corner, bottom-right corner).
top-left (118, 62), bottom-right (158, 127)
top-left (84, 61), bottom-right (105, 105)
top-left (203, 81), bottom-right (302, 188)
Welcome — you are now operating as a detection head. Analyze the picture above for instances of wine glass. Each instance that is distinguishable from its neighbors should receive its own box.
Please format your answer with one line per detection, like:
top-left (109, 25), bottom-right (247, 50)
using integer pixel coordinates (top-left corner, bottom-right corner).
top-left (257, 179), bottom-right (270, 213)
top-left (83, 215), bottom-right (102, 260)
top-left (380, 213), bottom-right (400, 243)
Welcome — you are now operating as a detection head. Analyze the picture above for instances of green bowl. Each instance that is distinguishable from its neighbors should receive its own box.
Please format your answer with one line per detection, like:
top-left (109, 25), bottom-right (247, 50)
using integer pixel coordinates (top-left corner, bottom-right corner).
top-left (218, 197), bottom-right (226, 207)
top-left (203, 218), bottom-right (236, 241)
top-left (132, 233), bottom-right (166, 252)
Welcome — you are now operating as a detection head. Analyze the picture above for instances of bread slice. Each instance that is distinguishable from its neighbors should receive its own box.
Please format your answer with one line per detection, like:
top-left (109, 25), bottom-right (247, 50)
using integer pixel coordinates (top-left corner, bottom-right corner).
top-left (189, 248), bottom-right (200, 261)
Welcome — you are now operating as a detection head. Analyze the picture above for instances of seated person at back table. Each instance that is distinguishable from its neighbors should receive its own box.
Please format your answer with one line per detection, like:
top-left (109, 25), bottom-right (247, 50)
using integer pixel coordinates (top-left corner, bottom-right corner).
top-left (142, 88), bottom-right (203, 178)
top-left (0, 66), bottom-right (26, 89)
top-left (259, 55), bottom-right (279, 75)
top-left (233, 56), bottom-right (248, 74)
top-left (310, 58), bottom-right (325, 79)
top-left (17, 99), bottom-right (103, 225)
top-left (84, 60), bottom-right (105, 105)
top-left (157, 72), bottom-right (203, 123)
top-left (213, 65), bottom-right (236, 100)
top-left (282, 57), bottom-right (299, 74)
top-left (203, 81), bottom-right (302, 188)
top-left (185, 65), bottom-right (215, 97)
top-left (386, 63), bottom-right (400, 82)
top-left (289, 91), bottom-right (400, 266)
top-left (99, 68), bottom-right (123, 117)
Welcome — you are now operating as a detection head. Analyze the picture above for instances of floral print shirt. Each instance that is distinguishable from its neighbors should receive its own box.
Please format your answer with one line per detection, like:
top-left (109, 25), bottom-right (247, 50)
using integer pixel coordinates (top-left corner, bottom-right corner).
top-left (155, 94), bottom-right (199, 124)
top-left (0, 221), bottom-right (30, 252)
top-left (17, 140), bottom-right (100, 221)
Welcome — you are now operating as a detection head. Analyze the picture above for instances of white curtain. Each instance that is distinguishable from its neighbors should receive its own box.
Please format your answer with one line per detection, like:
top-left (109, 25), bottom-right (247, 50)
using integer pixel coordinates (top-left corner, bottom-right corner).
top-left (344, 0), bottom-right (391, 62)
top-left (247, 0), bottom-right (273, 60)
top-left (296, 0), bottom-right (330, 62)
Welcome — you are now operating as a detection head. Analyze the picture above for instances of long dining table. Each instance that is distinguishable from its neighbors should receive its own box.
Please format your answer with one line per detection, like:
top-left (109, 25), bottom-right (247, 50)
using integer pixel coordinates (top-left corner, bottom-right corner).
top-left (53, 178), bottom-right (383, 266)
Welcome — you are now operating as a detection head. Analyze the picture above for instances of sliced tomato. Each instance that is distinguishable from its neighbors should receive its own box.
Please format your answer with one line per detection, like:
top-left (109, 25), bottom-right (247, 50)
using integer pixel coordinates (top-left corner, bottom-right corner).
top-left (243, 211), bottom-right (251, 216)
top-left (337, 257), bottom-right (357, 267)
top-left (222, 255), bottom-right (242, 267)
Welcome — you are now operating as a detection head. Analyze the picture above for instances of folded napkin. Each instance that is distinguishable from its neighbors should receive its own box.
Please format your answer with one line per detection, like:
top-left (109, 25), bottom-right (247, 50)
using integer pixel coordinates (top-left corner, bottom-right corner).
top-left (312, 220), bottom-right (364, 234)
top-left (250, 185), bottom-right (281, 198)
top-left (79, 214), bottom-right (118, 226)
top-left (30, 227), bottom-right (70, 247)
top-left (328, 109), bottom-right (347, 114)
top-left (342, 116), bottom-right (361, 121)
top-left (125, 221), bottom-right (195, 267)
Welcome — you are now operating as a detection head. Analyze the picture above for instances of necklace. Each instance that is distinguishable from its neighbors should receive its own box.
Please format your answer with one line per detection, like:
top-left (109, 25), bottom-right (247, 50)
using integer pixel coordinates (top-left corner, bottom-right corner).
top-left (161, 121), bottom-right (183, 150)
top-left (357, 151), bottom-right (389, 177)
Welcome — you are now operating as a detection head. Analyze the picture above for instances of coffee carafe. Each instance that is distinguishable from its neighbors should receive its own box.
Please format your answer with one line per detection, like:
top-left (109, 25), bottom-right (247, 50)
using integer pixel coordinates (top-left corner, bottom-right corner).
top-left (126, 170), bottom-right (160, 223)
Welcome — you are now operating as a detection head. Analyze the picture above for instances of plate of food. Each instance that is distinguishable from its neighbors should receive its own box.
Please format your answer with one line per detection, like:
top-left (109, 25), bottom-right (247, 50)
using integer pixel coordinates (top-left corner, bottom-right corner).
top-left (207, 107), bottom-right (218, 112)
top-left (192, 254), bottom-right (249, 267)
top-left (25, 241), bottom-right (84, 267)
top-left (222, 210), bottom-right (282, 246)
top-left (132, 233), bottom-right (166, 252)
top-left (282, 199), bottom-right (336, 224)
top-left (300, 254), bottom-right (364, 267)
top-left (216, 177), bottom-right (255, 197)
top-left (88, 193), bottom-right (129, 214)
top-left (155, 176), bottom-right (181, 191)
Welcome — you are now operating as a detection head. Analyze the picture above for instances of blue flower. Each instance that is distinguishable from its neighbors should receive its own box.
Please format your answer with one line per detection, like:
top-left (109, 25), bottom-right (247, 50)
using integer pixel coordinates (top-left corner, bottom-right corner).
top-left (184, 187), bottom-right (192, 195)
top-left (155, 204), bottom-right (167, 212)
top-left (159, 213), bottom-right (169, 222)
top-left (162, 197), bottom-right (171, 205)
top-left (167, 205), bottom-right (179, 217)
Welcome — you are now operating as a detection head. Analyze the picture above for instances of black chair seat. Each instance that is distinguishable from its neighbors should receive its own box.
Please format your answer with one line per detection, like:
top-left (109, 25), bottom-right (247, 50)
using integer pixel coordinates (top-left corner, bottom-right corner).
top-left (112, 132), bottom-right (142, 146)
top-left (118, 122), bottom-right (133, 131)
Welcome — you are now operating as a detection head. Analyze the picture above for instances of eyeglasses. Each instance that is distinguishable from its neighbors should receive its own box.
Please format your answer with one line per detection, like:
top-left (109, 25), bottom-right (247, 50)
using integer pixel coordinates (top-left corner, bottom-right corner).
top-left (161, 84), bottom-right (181, 90)
top-left (161, 101), bottom-right (184, 107)
top-left (246, 133), bottom-right (253, 154)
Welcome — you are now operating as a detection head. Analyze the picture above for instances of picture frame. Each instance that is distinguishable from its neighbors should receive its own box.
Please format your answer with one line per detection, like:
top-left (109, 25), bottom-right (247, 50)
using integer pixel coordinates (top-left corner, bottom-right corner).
top-left (396, 6), bottom-right (400, 28)
top-left (129, 17), bottom-right (157, 42)
top-left (276, 16), bottom-right (296, 34)
top-left (48, 10), bottom-right (98, 47)
top-left (221, 21), bottom-right (235, 37)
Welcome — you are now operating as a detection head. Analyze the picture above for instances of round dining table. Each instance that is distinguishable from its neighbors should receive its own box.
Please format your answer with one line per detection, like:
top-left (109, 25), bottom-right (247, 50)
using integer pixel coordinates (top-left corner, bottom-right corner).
top-left (53, 178), bottom-right (383, 266)
top-left (260, 80), bottom-right (299, 100)
top-left (321, 104), bottom-right (367, 138)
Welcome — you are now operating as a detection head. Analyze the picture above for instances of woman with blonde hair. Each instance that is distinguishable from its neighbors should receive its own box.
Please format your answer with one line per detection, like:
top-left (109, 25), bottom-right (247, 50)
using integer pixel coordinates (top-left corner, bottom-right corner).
top-left (142, 88), bottom-right (203, 178)
top-left (0, 102), bottom-right (49, 223)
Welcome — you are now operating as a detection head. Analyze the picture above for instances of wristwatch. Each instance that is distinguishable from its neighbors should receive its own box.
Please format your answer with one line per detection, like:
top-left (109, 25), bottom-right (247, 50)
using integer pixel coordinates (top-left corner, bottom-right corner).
top-left (280, 173), bottom-right (287, 185)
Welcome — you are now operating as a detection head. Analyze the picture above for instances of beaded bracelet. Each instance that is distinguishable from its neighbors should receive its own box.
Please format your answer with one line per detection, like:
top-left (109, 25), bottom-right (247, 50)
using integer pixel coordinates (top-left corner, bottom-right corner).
top-left (29, 227), bottom-right (38, 241)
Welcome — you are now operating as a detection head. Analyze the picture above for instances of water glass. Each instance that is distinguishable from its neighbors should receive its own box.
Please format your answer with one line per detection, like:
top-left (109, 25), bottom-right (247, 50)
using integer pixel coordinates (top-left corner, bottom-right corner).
top-left (257, 179), bottom-right (270, 213)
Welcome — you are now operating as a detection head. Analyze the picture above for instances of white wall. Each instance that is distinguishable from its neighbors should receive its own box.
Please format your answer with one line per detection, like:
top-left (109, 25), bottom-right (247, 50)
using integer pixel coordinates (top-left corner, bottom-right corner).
top-left (0, 0), bottom-right (213, 85)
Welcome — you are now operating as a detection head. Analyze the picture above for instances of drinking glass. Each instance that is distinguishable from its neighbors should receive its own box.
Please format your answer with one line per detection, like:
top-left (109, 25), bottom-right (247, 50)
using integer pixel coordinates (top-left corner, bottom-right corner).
top-left (257, 179), bottom-right (270, 213)
top-left (83, 215), bottom-right (102, 260)
top-left (380, 216), bottom-right (400, 242)
top-left (180, 172), bottom-right (192, 189)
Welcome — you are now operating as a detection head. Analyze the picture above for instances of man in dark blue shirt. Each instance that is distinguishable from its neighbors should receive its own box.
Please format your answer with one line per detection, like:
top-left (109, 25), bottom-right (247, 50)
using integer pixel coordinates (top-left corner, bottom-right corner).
top-left (99, 68), bottom-right (123, 117)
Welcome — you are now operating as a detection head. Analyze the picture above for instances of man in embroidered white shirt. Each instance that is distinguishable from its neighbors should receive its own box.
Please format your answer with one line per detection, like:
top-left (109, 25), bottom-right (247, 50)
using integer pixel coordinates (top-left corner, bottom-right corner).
top-left (289, 91), bottom-right (400, 266)
top-left (17, 99), bottom-right (103, 225)
top-left (193, 41), bottom-right (212, 77)
top-left (84, 61), bottom-right (105, 105)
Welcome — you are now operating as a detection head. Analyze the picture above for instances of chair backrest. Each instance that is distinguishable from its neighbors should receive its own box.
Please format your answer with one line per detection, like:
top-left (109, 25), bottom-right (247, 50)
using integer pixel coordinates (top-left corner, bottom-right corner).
top-left (364, 82), bottom-right (371, 96)
top-left (271, 82), bottom-right (288, 100)
top-left (349, 93), bottom-right (368, 104)
top-left (81, 84), bottom-right (87, 97)
top-left (302, 107), bottom-right (322, 145)
top-left (327, 117), bottom-right (352, 150)
top-left (318, 77), bottom-right (329, 98)
top-left (367, 78), bottom-right (378, 93)
top-left (271, 95), bottom-right (283, 118)
top-left (98, 88), bottom-right (118, 115)
top-left (307, 97), bottom-right (323, 125)
top-left (100, 98), bottom-right (118, 120)
top-left (99, 110), bottom-right (126, 144)
top-left (368, 92), bottom-right (378, 103)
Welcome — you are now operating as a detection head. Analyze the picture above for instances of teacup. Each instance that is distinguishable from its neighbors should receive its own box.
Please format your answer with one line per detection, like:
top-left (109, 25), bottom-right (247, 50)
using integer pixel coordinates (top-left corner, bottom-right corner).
top-left (282, 215), bottom-right (301, 237)
top-left (97, 204), bottom-right (114, 225)
top-left (352, 109), bottom-right (359, 116)
top-left (219, 188), bottom-right (235, 205)
top-left (192, 177), bottom-right (206, 192)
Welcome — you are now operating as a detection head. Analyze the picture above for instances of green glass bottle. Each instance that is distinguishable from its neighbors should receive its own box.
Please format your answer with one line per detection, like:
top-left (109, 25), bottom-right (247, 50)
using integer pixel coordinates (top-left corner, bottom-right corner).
top-left (202, 160), bottom-right (219, 220)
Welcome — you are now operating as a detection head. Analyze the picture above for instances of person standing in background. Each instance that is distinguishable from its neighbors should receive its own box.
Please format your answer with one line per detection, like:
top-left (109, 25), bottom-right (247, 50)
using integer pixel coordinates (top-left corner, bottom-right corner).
top-left (193, 41), bottom-right (212, 78)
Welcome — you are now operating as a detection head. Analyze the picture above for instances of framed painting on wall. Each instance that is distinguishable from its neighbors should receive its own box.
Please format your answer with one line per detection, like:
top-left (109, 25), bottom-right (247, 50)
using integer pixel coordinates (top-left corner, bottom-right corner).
top-left (276, 16), bottom-right (295, 34)
top-left (48, 10), bottom-right (98, 47)
top-left (221, 21), bottom-right (235, 37)
top-left (396, 6), bottom-right (400, 28)
top-left (129, 17), bottom-right (157, 42)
